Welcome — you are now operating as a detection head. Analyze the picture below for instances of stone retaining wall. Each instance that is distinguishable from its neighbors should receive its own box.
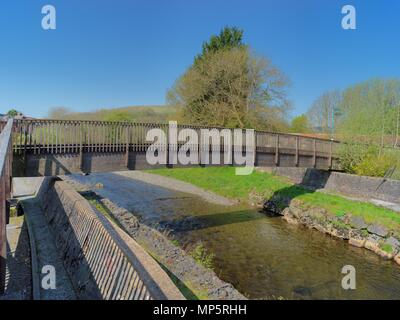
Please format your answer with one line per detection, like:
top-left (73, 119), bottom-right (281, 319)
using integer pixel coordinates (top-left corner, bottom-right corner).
top-left (35, 178), bottom-right (184, 300)
top-left (263, 167), bottom-right (400, 204)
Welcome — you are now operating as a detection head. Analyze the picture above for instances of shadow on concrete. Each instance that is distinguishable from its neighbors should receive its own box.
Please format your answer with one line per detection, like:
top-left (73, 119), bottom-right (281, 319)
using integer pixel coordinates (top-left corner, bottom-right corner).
top-left (1, 220), bottom-right (32, 300)
top-left (21, 154), bottom-right (73, 177)
top-left (298, 168), bottom-right (331, 190)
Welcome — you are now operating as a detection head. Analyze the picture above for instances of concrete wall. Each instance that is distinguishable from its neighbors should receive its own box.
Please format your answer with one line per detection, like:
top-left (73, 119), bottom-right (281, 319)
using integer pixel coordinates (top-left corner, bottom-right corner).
top-left (265, 167), bottom-right (400, 204)
top-left (13, 150), bottom-right (339, 176)
top-left (33, 178), bottom-right (184, 300)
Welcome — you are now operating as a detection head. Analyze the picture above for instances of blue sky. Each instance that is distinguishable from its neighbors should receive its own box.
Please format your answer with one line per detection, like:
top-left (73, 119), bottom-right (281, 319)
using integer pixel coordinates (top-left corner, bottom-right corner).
top-left (1, 0), bottom-right (400, 118)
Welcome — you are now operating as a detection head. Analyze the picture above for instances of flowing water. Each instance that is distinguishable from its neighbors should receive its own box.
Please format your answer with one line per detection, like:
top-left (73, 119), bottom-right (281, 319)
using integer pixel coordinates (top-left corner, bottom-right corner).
top-left (70, 172), bottom-right (400, 300)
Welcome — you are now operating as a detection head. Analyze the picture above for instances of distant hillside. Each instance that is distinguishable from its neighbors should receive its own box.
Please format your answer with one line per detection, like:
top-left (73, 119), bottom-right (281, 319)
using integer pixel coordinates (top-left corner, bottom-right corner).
top-left (48, 105), bottom-right (179, 123)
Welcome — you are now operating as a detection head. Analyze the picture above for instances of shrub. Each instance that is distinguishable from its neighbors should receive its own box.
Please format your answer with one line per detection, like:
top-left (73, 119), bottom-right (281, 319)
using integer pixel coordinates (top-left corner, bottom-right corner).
top-left (339, 143), bottom-right (399, 179)
top-left (190, 243), bottom-right (215, 269)
top-left (353, 153), bottom-right (395, 177)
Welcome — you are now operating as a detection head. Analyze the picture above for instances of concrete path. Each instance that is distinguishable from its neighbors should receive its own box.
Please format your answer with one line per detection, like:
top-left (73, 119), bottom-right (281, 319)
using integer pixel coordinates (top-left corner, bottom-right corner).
top-left (114, 171), bottom-right (236, 206)
top-left (21, 198), bottom-right (76, 300)
top-left (0, 216), bottom-right (32, 300)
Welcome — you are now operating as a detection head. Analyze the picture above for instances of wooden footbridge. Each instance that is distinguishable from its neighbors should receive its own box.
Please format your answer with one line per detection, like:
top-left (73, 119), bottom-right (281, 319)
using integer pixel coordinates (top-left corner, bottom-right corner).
top-left (1, 119), bottom-right (340, 177)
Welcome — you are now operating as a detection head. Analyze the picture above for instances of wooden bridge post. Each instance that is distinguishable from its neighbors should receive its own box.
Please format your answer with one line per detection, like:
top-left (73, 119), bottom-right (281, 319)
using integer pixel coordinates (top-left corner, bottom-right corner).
top-left (79, 122), bottom-right (84, 171)
top-left (275, 134), bottom-right (279, 166)
top-left (295, 136), bottom-right (299, 166)
top-left (253, 130), bottom-right (257, 166)
top-left (125, 126), bottom-right (130, 168)
top-left (313, 139), bottom-right (317, 168)
top-left (329, 140), bottom-right (333, 169)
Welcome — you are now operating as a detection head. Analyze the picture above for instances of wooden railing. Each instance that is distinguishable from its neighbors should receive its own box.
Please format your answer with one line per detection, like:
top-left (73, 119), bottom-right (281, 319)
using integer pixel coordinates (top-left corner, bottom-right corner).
top-left (0, 119), bottom-right (13, 294)
top-left (11, 119), bottom-right (340, 162)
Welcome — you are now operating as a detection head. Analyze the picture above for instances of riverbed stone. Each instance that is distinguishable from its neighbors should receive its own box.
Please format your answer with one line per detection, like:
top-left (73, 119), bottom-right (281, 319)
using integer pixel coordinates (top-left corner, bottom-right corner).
top-left (385, 236), bottom-right (400, 249)
top-left (348, 230), bottom-right (366, 248)
top-left (364, 234), bottom-right (382, 252)
top-left (313, 223), bottom-right (328, 234)
top-left (375, 245), bottom-right (395, 260)
top-left (329, 226), bottom-right (350, 240)
top-left (367, 224), bottom-right (389, 237)
top-left (282, 214), bottom-right (299, 225)
top-left (394, 254), bottom-right (400, 266)
top-left (263, 200), bottom-right (281, 214)
top-left (349, 237), bottom-right (365, 248)
top-left (350, 216), bottom-right (368, 230)
top-left (289, 206), bottom-right (305, 219)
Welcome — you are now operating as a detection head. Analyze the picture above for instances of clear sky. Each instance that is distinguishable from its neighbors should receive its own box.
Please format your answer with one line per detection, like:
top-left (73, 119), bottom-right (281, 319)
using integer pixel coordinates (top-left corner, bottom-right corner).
top-left (1, 0), bottom-right (400, 118)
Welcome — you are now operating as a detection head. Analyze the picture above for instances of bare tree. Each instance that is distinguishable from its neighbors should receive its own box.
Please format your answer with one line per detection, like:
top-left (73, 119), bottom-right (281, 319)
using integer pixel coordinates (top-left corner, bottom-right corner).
top-left (48, 107), bottom-right (73, 119)
top-left (395, 104), bottom-right (400, 148)
top-left (307, 90), bottom-right (341, 134)
top-left (167, 47), bottom-right (290, 130)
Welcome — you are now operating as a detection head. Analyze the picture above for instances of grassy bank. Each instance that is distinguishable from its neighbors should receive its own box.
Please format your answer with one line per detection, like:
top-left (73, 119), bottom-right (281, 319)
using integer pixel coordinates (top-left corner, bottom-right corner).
top-left (147, 167), bottom-right (400, 231)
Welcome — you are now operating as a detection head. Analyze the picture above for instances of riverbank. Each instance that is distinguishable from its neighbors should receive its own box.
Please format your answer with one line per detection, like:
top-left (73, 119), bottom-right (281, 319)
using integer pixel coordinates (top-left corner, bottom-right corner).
top-left (147, 167), bottom-right (400, 266)
top-left (62, 176), bottom-right (246, 300)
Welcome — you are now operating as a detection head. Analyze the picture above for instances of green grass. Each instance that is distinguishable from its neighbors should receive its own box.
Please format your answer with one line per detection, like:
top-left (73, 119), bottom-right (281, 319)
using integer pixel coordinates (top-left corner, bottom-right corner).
top-left (147, 167), bottom-right (400, 232)
top-left (380, 243), bottom-right (394, 254)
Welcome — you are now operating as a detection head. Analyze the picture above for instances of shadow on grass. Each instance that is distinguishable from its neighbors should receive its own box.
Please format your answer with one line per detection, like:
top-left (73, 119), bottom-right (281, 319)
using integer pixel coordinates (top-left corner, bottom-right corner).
top-left (266, 169), bottom-right (331, 213)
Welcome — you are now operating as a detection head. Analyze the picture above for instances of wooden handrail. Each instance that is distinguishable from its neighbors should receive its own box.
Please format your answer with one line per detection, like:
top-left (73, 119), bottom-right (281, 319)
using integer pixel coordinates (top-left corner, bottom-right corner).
top-left (0, 119), bottom-right (13, 294)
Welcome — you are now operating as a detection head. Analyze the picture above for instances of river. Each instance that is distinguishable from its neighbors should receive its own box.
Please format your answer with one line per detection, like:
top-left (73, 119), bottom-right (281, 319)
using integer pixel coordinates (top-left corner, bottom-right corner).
top-left (69, 172), bottom-right (400, 300)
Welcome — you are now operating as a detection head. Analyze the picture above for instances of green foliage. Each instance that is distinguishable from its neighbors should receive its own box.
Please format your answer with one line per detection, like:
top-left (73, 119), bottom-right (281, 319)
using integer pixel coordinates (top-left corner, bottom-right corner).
top-left (170, 239), bottom-right (180, 246)
top-left (195, 26), bottom-right (245, 64)
top-left (306, 90), bottom-right (341, 134)
top-left (338, 79), bottom-right (400, 147)
top-left (339, 142), bottom-right (399, 178)
top-left (190, 243), bottom-right (215, 269)
top-left (331, 220), bottom-right (349, 230)
top-left (361, 229), bottom-right (369, 237)
top-left (47, 105), bottom-right (177, 123)
top-left (9, 206), bottom-right (17, 218)
top-left (335, 211), bottom-right (346, 217)
top-left (353, 153), bottom-right (396, 177)
top-left (103, 110), bottom-right (134, 122)
top-left (7, 109), bottom-right (19, 117)
top-left (290, 114), bottom-right (311, 133)
top-left (168, 27), bottom-right (290, 130)
top-left (307, 79), bottom-right (400, 179)
top-left (338, 143), bottom-right (374, 174)
top-left (48, 107), bottom-right (72, 119)
top-left (380, 243), bottom-right (393, 254)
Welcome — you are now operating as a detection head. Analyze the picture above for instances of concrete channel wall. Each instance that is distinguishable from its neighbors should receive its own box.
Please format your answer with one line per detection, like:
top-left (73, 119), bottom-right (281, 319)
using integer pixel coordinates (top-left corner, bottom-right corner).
top-left (13, 150), bottom-right (340, 176)
top-left (29, 178), bottom-right (184, 300)
top-left (265, 167), bottom-right (400, 204)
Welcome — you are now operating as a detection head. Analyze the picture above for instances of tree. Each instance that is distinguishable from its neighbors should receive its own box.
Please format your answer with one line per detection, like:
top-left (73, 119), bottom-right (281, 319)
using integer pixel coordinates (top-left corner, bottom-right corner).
top-left (328, 78), bottom-right (400, 178)
top-left (7, 109), bottom-right (19, 117)
top-left (307, 90), bottom-right (341, 134)
top-left (168, 28), bottom-right (291, 130)
top-left (290, 114), bottom-right (311, 133)
top-left (195, 26), bottom-right (245, 64)
top-left (395, 103), bottom-right (400, 147)
top-left (338, 79), bottom-right (400, 147)
top-left (48, 107), bottom-right (72, 119)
